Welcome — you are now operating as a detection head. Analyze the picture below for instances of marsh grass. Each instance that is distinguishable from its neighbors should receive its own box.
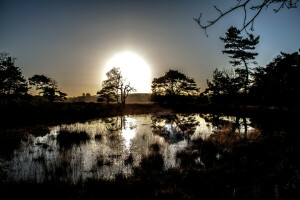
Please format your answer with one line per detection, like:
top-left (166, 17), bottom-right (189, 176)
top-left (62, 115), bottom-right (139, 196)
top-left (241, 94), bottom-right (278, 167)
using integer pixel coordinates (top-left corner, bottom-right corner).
top-left (1, 129), bottom-right (300, 200)
top-left (1, 111), bottom-right (300, 199)
top-left (124, 154), bottom-right (133, 166)
top-left (94, 133), bottom-right (103, 141)
top-left (0, 129), bottom-right (30, 159)
top-left (56, 129), bottom-right (91, 149)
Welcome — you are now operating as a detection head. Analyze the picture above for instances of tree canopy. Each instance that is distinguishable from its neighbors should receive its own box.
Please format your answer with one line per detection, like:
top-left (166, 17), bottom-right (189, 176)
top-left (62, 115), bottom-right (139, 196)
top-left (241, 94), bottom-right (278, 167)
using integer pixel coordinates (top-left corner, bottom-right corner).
top-left (203, 68), bottom-right (245, 105)
top-left (97, 67), bottom-right (136, 104)
top-left (250, 50), bottom-right (300, 106)
top-left (29, 74), bottom-right (67, 102)
top-left (0, 52), bottom-right (28, 96)
top-left (151, 69), bottom-right (199, 103)
top-left (203, 49), bottom-right (300, 107)
top-left (220, 26), bottom-right (259, 93)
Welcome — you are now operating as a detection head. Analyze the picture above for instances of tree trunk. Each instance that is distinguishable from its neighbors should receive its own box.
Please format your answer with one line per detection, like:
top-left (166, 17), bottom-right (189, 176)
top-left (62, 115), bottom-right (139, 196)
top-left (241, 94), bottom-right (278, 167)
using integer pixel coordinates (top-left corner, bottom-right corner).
top-left (243, 59), bottom-right (249, 94)
top-left (121, 88), bottom-right (126, 104)
top-left (243, 117), bottom-right (248, 141)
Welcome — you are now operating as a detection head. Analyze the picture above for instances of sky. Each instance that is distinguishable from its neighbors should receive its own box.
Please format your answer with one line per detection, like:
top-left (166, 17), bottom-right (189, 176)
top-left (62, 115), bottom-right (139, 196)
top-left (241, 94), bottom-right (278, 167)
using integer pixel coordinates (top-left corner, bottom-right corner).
top-left (1, 0), bottom-right (299, 97)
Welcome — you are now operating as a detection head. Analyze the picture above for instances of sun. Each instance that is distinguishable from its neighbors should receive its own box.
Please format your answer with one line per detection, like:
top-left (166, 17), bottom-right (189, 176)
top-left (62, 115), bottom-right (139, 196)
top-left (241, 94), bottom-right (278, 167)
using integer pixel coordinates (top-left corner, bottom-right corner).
top-left (104, 52), bottom-right (152, 93)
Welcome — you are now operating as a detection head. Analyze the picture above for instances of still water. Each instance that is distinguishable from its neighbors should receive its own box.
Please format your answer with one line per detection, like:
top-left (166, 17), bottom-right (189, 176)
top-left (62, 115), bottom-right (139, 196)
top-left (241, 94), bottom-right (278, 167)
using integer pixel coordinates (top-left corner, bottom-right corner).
top-left (2, 113), bottom-right (255, 183)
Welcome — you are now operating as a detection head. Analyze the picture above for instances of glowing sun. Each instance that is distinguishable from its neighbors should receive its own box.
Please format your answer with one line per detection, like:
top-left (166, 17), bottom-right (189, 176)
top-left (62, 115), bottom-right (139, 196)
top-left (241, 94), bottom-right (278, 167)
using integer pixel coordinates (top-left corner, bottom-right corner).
top-left (104, 52), bottom-right (151, 93)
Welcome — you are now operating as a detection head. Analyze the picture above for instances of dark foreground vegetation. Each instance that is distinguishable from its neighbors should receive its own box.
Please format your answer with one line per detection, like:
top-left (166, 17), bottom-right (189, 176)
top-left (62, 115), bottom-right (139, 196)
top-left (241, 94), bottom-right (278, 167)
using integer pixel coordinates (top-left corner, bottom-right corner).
top-left (1, 112), bottom-right (300, 200)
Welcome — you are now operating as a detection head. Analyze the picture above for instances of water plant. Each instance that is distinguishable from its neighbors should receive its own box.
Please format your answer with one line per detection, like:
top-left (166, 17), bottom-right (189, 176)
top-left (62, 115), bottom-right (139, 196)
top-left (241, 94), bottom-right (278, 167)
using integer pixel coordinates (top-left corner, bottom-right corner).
top-left (56, 129), bottom-right (91, 149)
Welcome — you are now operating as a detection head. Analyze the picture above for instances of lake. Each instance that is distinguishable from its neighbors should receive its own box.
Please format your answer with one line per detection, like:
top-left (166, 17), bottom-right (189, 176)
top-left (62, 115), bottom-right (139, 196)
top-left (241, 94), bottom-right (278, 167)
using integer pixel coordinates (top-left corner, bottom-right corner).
top-left (1, 112), bottom-right (256, 183)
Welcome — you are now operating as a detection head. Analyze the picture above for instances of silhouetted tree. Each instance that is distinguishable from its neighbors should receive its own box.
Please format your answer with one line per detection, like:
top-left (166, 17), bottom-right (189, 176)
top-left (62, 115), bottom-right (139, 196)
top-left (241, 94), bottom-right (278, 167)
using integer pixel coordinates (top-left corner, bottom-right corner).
top-left (204, 68), bottom-right (243, 104)
top-left (29, 75), bottom-right (67, 102)
top-left (250, 50), bottom-right (300, 107)
top-left (151, 69), bottom-right (199, 103)
top-left (220, 26), bottom-right (259, 93)
top-left (194, 0), bottom-right (299, 35)
top-left (97, 67), bottom-right (136, 104)
top-left (0, 52), bottom-right (28, 96)
top-left (97, 84), bottom-right (115, 104)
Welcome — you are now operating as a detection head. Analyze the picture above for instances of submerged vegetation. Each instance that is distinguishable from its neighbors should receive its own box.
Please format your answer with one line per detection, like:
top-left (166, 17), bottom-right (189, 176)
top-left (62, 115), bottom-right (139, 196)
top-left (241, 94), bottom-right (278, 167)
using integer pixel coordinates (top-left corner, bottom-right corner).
top-left (1, 113), bottom-right (300, 199)
top-left (57, 129), bottom-right (91, 149)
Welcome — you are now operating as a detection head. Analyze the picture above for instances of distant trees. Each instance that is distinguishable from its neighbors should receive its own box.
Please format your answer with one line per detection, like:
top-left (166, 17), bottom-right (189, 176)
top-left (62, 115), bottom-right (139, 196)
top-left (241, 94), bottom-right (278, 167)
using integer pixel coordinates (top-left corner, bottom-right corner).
top-left (220, 26), bottom-right (259, 93)
top-left (151, 69), bottom-right (199, 103)
top-left (0, 52), bottom-right (28, 96)
top-left (97, 67), bottom-right (136, 104)
top-left (29, 75), bottom-right (67, 102)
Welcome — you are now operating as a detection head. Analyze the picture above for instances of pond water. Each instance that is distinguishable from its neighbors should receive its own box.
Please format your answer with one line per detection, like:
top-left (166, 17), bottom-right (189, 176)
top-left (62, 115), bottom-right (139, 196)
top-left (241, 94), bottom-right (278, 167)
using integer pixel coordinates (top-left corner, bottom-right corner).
top-left (1, 113), bottom-right (256, 183)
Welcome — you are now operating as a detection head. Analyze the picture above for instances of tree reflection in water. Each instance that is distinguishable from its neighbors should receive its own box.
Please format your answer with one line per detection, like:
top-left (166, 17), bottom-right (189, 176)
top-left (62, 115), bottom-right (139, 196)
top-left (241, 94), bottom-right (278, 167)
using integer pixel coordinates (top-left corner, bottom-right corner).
top-left (1, 113), bottom-right (260, 183)
top-left (1, 112), bottom-right (299, 199)
top-left (151, 113), bottom-right (199, 144)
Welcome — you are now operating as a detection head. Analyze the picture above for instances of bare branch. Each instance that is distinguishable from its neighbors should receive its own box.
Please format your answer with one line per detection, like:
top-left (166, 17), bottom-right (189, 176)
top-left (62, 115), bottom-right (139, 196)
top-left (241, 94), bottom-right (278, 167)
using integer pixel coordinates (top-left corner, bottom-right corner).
top-left (214, 6), bottom-right (223, 15)
top-left (241, 1), bottom-right (267, 32)
top-left (194, 0), bottom-right (251, 36)
top-left (195, 0), bottom-right (298, 35)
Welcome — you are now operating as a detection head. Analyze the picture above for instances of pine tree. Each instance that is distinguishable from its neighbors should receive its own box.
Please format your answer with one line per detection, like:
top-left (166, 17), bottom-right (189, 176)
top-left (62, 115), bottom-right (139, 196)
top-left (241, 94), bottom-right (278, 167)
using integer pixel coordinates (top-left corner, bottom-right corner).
top-left (220, 26), bottom-right (259, 93)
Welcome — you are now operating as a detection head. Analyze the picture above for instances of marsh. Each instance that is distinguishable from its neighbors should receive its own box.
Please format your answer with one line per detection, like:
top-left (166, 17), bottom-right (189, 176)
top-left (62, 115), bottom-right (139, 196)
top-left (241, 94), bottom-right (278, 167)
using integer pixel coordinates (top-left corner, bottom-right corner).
top-left (1, 113), bottom-right (255, 183)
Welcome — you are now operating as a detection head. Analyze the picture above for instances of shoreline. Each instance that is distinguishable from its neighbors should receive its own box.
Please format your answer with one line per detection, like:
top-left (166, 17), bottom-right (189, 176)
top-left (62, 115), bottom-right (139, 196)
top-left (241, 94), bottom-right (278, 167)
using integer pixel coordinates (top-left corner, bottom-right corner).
top-left (1, 102), bottom-right (299, 130)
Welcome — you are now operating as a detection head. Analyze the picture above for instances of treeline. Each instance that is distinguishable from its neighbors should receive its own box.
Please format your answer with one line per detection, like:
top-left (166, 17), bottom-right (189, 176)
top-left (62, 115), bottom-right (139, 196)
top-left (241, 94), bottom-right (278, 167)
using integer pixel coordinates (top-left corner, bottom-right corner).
top-left (202, 51), bottom-right (300, 107)
top-left (151, 49), bottom-right (300, 108)
top-left (67, 93), bottom-right (151, 103)
top-left (2, 25), bottom-right (300, 109)
top-left (0, 52), bottom-right (67, 102)
top-left (151, 27), bottom-right (300, 109)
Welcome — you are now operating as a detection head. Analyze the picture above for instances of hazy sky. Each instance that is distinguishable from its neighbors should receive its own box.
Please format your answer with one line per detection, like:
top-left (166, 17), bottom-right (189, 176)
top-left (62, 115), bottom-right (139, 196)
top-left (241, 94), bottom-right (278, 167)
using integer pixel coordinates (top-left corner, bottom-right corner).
top-left (1, 0), bottom-right (299, 96)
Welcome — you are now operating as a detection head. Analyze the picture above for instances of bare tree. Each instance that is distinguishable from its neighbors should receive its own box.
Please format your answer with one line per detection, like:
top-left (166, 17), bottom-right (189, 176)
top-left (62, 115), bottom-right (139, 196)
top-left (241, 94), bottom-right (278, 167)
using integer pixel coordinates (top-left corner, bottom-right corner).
top-left (194, 0), bottom-right (298, 36)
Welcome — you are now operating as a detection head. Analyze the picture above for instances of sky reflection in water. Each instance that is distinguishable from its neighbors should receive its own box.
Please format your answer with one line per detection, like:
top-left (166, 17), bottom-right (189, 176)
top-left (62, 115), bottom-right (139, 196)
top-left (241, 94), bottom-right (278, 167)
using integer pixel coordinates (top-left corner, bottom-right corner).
top-left (4, 113), bottom-right (255, 183)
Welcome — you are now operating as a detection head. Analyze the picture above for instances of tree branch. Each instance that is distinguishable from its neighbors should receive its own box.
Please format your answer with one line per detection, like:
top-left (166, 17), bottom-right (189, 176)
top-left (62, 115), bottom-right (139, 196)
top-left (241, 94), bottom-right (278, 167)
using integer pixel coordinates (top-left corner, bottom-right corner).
top-left (194, 0), bottom-right (251, 36)
top-left (195, 0), bottom-right (298, 36)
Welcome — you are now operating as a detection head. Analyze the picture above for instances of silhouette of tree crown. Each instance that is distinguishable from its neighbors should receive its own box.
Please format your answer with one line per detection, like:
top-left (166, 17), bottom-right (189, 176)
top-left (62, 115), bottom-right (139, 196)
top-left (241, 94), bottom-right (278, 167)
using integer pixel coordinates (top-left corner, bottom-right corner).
top-left (220, 26), bottom-right (259, 66)
top-left (0, 52), bottom-right (28, 95)
top-left (220, 26), bottom-right (259, 93)
top-left (152, 69), bottom-right (199, 96)
top-left (98, 67), bottom-right (136, 104)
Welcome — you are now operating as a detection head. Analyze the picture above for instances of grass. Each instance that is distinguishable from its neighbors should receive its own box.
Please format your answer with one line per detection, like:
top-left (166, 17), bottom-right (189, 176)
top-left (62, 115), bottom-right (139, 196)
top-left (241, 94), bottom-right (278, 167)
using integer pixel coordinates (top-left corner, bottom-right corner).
top-left (1, 103), bottom-right (300, 199)
top-left (94, 134), bottom-right (103, 141)
top-left (56, 129), bottom-right (91, 149)
top-left (1, 129), bottom-right (300, 199)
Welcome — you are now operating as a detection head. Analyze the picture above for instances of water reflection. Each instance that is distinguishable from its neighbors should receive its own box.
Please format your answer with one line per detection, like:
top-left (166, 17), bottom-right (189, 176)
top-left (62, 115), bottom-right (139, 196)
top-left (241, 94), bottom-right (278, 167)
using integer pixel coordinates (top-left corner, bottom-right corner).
top-left (2, 113), bottom-right (258, 183)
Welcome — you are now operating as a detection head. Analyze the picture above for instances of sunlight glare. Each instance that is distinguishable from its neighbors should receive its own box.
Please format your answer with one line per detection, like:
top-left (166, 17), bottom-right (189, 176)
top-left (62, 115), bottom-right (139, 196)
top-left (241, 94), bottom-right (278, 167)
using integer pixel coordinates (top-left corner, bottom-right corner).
top-left (104, 52), bottom-right (151, 93)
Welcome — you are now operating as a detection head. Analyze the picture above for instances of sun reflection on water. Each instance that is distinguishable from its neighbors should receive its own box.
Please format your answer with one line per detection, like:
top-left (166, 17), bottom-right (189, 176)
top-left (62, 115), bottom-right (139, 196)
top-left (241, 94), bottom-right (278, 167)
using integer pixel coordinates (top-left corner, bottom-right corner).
top-left (3, 113), bottom-right (257, 182)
